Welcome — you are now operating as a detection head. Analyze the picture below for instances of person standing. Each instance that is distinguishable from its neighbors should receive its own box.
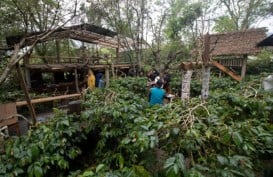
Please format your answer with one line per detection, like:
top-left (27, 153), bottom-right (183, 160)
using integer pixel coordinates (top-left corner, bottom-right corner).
top-left (148, 80), bottom-right (166, 106)
top-left (98, 75), bottom-right (105, 88)
top-left (162, 71), bottom-right (171, 93)
top-left (147, 69), bottom-right (160, 87)
top-left (95, 71), bottom-right (103, 87)
top-left (87, 69), bottom-right (95, 91)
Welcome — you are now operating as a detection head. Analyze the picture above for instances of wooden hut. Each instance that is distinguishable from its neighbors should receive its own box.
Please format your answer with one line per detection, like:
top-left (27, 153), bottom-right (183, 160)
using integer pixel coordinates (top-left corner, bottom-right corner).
top-left (4, 24), bottom-right (136, 93)
top-left (182, 28), bottom-right (268, 80)
top-left (209, 28), bottom-right (267, 79)
top-left (0, 24), bottom-right (137, 124)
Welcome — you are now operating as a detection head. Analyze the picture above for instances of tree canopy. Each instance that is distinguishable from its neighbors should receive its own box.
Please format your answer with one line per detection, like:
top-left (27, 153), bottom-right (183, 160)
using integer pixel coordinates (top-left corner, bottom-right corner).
top-left (0, 0), bottom-right (272, 78)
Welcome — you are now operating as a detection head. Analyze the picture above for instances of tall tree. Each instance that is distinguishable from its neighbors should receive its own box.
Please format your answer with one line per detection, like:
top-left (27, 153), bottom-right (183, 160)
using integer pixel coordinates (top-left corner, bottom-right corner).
top-left (215, 0), bottom-right (272, 31)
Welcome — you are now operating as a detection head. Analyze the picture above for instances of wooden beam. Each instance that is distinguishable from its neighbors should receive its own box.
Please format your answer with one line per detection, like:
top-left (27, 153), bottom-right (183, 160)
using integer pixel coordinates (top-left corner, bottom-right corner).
top-left (56, 39), bottom-right (60, 63)
top-left (180, 62), bottom-right (203, 70)
top-left (105, 67), bottom-right (110, 88)
top-left (16, 64), bottom-right (37, 124)
top-left (202, 33), bottom-right (210, 65)
top-left (16, 93), bottom-right (81, 107)
top-left (212, 60), bottom-right (241, 82)
top-left (74, 69), bottom-right (80, 93)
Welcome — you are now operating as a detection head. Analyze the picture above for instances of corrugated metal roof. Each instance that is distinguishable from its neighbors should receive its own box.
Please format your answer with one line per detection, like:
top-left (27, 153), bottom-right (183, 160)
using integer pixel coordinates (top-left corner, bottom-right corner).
top-left (4, 24), bottom-right (121, 50)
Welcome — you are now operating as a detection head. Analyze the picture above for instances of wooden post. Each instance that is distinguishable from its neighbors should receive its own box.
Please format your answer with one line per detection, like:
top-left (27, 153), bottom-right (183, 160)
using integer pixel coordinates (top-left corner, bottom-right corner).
top-left (111, 63), bottom-right (115, 79)
top-left (241, 55), bottom-right (247, 79)
top-left (24, 68), bottom-right (31, 89)
top-left (16, 64), bottom-right (37, 124)
top-left (116, 35), bottom-right (120, 63)
top-left (105, 67), bottom-right (110, 88)
top-left (74, 68), bottom-right (80, 93)
top-left (23, 50), bottom-right (31, 88)
top-left (202, 33), bottom-right (210, 65)
top-left (56, 39), bottom-right (60, 63)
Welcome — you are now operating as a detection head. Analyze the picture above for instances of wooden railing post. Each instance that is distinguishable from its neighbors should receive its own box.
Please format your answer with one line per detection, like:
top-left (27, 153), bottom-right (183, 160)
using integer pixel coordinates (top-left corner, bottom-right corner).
top-left (16, 64), bottom-right (37, 124)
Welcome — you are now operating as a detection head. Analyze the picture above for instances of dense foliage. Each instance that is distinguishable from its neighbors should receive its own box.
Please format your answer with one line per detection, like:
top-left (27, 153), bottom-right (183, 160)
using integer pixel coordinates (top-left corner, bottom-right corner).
top-left (1, 76), bottom-right (273, 177)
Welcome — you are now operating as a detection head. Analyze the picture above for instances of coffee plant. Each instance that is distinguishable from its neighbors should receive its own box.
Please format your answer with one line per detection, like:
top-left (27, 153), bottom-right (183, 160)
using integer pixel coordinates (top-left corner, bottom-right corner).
top-left (1, 76), bottom-right (273, 177)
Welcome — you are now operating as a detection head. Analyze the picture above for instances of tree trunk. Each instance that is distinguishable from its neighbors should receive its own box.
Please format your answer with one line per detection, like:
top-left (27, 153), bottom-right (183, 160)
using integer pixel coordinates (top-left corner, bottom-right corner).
top-left (181, 70), bottom-right (193, 100)
top-left (0, 44), bottom-right (20, 86)
top-left (201, 66), bottom-right (211, 101)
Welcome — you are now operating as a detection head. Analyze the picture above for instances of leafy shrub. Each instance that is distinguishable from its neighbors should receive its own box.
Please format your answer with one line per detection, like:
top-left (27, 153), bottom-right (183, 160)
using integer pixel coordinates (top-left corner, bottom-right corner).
top-left (1, 76), bottom-right (273, 177)
top-left (77, 76), bottom-right (273, 176)
top-left (0, 110), bottom-right (86, 177)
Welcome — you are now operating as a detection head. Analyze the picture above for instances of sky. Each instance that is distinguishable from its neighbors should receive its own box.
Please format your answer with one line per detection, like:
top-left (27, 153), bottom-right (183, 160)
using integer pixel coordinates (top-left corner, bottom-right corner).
top-left (66, 0), bottom-right (273, 35)
top-left (256, 17), bottom-right (273, 35)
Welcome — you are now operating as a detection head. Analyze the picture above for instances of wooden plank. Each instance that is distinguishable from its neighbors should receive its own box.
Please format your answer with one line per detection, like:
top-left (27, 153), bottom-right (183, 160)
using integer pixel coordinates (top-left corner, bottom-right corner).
top-left (0, 103), bottom-right (17, 119)
top-left (74, 69), bottom-right (80, 93)
top-left (180, 62), bottom-right (203, 70)
top-left (105, 67), bottom-right (110, 87)
top-left (17, 64), bottom-right (37, 124)
top-left (0, 103), bottom-right (18, 127)
top-left (212, 60), bottom-right (241, 82)
top-left (0, 118), bottom-right (18, 127)
top-left (16, 93), bottom-right (81, 107)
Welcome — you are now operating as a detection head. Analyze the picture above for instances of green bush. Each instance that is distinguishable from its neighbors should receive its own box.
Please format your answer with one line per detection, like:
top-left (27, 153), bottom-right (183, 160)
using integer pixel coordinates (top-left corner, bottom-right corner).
top-left (1, 76), bottom-right (273, 177)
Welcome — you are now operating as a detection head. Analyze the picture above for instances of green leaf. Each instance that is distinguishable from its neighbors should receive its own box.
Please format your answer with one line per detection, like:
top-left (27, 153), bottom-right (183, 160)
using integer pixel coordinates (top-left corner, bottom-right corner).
top-left (133, 165), bottom-right (151, 177)
top-left (81, 170), bottom-right (94, 177)
top-left (31, 145), bottom-right (40, 160)
top-left (27, 163), bottom-right (43, 177)
top-left (118, 154), bottom-right (124, 169)
top-left (222, 132), bottom-right (231, 144)
top-left (62, 119), bottom-right (70, 126)
top-left (34, 165), bottom-right (43, 177)
top-left (173, 164), bottom-right (179, 174)
top-left (172, 128), bottom-right (180, 135)
top-left (176, 153), bottom-right (185, 171)
top-left (96, 164), bottom-right (105, 173)
top-left (205, 130), bottom-right (212, 139)
top-left (217, 155), bottom-right (228, 165)
top-left (13, 168), bottom-right (24, 176)
top-left (232, 132), bottom-right (243, 146)
top-left (164, 157), bottom-right (175, 169)
top-left (122, 137), bottom-right (131, 145)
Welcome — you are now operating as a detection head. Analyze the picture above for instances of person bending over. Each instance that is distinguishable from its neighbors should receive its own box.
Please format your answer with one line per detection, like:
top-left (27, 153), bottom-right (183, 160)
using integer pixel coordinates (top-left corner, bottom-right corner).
top-left (148, 80), bottom-right (166, 106)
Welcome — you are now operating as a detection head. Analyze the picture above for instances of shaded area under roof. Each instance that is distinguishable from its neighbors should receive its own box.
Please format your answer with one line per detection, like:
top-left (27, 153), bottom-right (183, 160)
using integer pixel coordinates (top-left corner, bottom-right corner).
top-left (4, 24), bottom-right (123, 50)
top-left (257, 34), bottom-right (273, 46)
top-left (209, 28), bottom-right (267, 56)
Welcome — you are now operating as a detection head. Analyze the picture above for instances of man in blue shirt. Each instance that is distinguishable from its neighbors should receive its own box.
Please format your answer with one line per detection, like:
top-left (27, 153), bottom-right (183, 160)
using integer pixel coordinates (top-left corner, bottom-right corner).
top-left (149, 80), bottom-right (166, 106)
top-left (95, 72), bottom-right (103, 87)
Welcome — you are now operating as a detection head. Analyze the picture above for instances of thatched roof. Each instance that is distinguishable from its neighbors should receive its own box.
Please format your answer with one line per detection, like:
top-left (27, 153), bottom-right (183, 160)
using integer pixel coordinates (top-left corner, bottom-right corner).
top-left (3, 24), bottom-right (128, 50)
top-left (209, 28), bottom-right (267, 56)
